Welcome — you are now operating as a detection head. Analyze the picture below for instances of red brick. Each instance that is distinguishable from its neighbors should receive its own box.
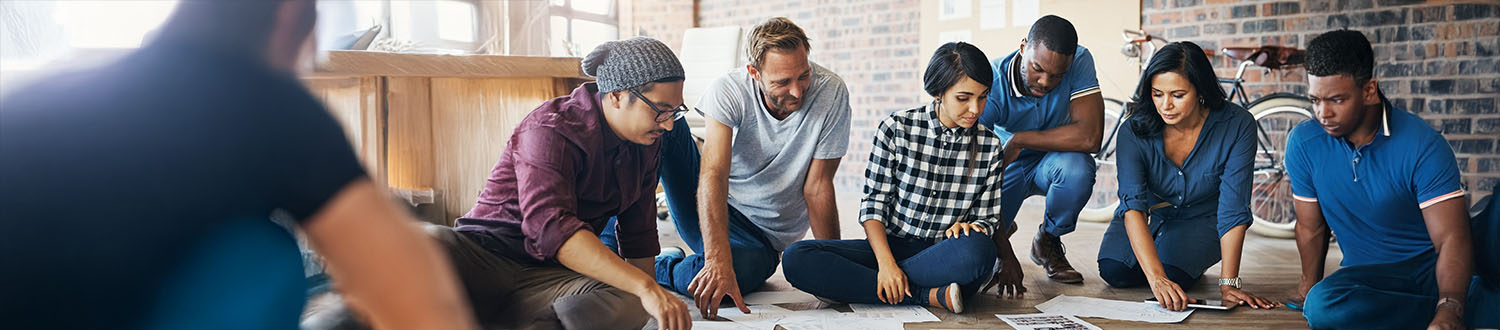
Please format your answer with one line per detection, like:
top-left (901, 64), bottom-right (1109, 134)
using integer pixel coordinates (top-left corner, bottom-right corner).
top-left (1150, 12), bottom-right (1184, 25)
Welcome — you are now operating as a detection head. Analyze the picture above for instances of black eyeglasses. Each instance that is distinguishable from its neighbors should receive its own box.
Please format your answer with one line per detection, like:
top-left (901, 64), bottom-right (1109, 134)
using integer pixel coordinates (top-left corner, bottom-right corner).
top-left (628, 89), bottom-right (688, 123)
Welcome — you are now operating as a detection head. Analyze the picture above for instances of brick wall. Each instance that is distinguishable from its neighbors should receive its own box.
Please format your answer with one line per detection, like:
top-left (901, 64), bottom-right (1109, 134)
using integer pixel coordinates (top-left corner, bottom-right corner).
top-left (699, 0), bottom-right (923, 191)
top-left (1143, 0), bottom-right (1500, 203)
top-left (620, 0), bottom-right (695, 50)
top-left (632, 0), bottom-right (924, 191)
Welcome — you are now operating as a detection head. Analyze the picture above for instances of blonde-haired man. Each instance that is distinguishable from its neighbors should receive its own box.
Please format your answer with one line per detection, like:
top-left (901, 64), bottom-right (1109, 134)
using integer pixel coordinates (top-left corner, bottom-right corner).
top-left (600, 17), bottom-right (851, 318)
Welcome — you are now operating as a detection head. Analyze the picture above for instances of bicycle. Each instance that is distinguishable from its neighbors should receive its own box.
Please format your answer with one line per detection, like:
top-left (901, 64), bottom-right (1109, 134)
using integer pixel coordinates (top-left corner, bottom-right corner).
top-left (1077, 30), bottom-right (1315, 239)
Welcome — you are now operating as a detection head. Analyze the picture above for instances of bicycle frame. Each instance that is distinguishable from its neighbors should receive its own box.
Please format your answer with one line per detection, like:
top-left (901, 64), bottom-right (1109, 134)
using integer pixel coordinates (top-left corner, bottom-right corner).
top-left (1221, 60), bottom-right (1290, 173)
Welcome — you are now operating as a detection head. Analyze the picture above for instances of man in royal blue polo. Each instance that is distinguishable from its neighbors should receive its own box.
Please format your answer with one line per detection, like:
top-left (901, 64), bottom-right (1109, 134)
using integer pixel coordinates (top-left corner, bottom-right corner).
top-left (1288, 29), bottom-right (1497, 330)
top-left (978, 15), bottom-right (1104, 284)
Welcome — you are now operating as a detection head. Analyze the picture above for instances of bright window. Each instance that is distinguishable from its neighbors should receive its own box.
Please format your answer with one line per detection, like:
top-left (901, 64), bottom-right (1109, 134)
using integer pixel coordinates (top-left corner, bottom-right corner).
top-left (550, 0), bottom-right (619, 57)
top-left (1, 1), bottom-right (179, 71)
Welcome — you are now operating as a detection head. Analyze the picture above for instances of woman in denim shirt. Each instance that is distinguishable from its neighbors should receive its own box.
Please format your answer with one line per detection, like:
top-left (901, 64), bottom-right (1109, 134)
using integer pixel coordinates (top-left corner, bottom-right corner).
top-left (1097, 42), bottom-right (1277, 311)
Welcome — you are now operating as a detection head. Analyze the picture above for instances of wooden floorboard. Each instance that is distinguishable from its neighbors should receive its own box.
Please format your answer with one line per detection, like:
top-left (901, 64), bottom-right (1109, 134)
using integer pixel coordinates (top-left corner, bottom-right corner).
top-left (657, 193), bottom-right (1344, 329)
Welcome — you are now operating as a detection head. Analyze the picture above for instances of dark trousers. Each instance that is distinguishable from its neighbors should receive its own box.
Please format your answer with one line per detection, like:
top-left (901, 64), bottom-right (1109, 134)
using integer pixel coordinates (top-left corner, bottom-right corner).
top-left (1302, 208), bottom-right (1500, 329)
top-left (599, 117), bottom-right (780, 296)
top-left (780, 232), bottom-right (997, 305)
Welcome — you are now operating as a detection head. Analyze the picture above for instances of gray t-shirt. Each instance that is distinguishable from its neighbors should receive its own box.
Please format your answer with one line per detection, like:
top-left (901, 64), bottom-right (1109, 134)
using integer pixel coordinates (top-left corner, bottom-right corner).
top-left (698, 62), bottom-right (851, 250)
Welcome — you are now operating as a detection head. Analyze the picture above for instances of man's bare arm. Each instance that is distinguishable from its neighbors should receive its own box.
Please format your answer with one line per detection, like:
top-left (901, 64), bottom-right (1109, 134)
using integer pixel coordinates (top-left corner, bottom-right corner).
top-left (1292, 199), bottom-right (1330, 298)
top-left (805, 157), bottom-right (842, 240)
top-left (305, 179), bottom-right (477, 330)
top-left (698, 118), bottom-right (736, 262)
top-left (1006, 93), bottom-right (1105, 153)
top-left (1421, 198), bottom-right (1474, 318)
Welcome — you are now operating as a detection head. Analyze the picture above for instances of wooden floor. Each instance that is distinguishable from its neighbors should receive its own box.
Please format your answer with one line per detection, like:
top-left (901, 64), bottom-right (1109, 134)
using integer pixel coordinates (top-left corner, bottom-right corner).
top-left (657, 193), bottom-right (1344, 330)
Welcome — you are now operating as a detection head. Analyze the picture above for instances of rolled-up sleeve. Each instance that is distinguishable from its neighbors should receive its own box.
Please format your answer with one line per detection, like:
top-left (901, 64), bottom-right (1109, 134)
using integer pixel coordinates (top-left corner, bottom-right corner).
top-left (511, 127), bottom-right (590, 262)
top-left (972, 139), bottom-right (1006, 234)
top-left (1114, 123), bottom-right (1152, 216)
top-left (860, 118), bottom-right (901, 225)
top-left (615, 163), bottom-right (662, 259)
top-left (1216, 114), bottom-right (1256, 237)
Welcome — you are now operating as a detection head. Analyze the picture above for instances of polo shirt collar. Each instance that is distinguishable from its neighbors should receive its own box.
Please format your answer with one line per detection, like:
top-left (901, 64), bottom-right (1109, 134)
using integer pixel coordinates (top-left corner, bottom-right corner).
top-left (1379, 98), bottom-right (1392, 137)
top-left (1008, 54), bottom-right (1026, 98)
top-left (1342, 98), bottom-right (1393, 148)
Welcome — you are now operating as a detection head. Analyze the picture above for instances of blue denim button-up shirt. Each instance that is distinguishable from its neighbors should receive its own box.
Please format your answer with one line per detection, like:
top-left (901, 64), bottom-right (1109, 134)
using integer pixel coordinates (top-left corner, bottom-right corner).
top-left (1104, 104), bottom-right (1256, 272)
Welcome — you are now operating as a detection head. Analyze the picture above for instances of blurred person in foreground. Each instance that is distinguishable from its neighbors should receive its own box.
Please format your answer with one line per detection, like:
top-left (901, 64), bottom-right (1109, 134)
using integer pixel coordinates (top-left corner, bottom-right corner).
top-left (0, 1), bottom-right (476, 329)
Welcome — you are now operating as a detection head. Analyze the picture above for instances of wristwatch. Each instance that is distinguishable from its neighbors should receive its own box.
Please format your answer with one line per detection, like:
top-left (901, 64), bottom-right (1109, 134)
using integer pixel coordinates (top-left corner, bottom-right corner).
top-left (1436, 297), bottom-right (1464, 316)
top-left (1218, 277), bottom-right (1242, 289)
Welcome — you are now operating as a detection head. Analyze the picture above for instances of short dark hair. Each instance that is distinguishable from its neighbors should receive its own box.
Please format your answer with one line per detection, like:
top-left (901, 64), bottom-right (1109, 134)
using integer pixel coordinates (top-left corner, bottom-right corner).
top-left (1127, 41), bottom-right (1228, 137)
top-left (923, 42), bottom-right (993, 97)
top-left (157, 0), bottom-right (301, 52)
top-left (1306, 29), bottom-right (1374, 85)
top-left (1026, 15), bottom-right (1078, 56)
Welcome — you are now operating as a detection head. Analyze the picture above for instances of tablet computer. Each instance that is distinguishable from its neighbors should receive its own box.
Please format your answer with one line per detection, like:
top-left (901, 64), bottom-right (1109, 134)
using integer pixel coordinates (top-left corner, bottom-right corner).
top-left (1144, 297), bottom-right (1235, 310)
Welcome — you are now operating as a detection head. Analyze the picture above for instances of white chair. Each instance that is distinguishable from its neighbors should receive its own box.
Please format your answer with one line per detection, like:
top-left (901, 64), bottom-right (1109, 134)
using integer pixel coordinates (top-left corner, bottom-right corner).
top-left (677, 26), bottom-right (744, 139)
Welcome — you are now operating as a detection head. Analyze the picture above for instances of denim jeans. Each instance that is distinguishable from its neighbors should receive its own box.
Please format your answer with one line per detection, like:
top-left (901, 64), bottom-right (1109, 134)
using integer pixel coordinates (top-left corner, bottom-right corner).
top-left (999, 151), bottom-right (1097, 237)
top-left (779, 232), bottom-right (997, 305)
top-left (1303, 211), bottom-right (1499, 330)
top-left (599, 117), bottom-right (780, 295)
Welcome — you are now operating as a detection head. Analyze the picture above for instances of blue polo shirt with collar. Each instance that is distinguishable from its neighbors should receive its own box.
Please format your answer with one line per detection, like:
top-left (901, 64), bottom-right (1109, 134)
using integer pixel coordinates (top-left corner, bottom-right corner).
top-left (1284, 100), bottom-right (1467, 267)
top-left (978, 45), bottom-right (1101, 151)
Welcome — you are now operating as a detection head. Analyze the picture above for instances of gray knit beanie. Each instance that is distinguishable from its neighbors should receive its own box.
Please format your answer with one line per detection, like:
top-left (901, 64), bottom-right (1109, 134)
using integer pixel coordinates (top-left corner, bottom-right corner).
top-left (581, 37), bottom-right (686, 94)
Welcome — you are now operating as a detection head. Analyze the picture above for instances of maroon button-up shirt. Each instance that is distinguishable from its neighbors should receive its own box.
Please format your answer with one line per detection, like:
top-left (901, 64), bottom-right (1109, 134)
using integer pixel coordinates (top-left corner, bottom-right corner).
top-left (456, 82), bottom-right (661, 263)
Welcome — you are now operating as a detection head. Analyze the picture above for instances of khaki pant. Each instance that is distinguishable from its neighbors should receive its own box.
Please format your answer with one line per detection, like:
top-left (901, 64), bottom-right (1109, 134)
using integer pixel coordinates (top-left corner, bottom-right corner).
top-left (303, 225), bottom-right (649, 330)
top-left (424, 224), bottom-right (648, 330)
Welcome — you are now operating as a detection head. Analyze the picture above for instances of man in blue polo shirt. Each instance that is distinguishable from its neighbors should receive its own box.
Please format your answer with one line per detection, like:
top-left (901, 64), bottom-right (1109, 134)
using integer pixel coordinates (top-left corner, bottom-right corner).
top-left (1287, 30), bottom-right (1497, 330)
top-left (978, 15), bottom-right (1104, 284)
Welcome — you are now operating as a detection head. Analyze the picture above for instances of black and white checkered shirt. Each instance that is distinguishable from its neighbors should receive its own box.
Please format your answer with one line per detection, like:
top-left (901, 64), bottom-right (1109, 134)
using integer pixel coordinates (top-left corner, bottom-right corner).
top-left (860, 104), bottom-right (1006, 240)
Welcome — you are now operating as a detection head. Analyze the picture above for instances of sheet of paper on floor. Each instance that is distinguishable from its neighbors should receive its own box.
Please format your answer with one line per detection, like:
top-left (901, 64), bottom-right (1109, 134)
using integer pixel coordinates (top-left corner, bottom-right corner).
top-left (848, 303), bottom-right (942, 323)
top-left (776, 312), bottom-right (906, 330)
top-left (715, 304), bottom-right (800, 328)
top-left (687, 320), bottom-right (758, 330)
top-left (741, 290), bottom-right (820, 305)
top-left (1033, 294), bottom-right (1193, 323)
top-left (997, 313), bottom-right (1102, 330)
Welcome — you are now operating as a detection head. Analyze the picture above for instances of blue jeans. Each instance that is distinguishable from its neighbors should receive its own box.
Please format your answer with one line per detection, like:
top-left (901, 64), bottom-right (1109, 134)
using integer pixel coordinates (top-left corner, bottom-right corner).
top-left (1302, 205), bottom-right (1500, 329)
top-left (780, 232), bottom-right (997, 305)
top-left (600, 117), bottom-right (780, 295)
top-left (1096, 259), bottom-right (1199, 290)
top-left (1096, 212), bottom-right (1218, 289)
top-left (1000, 151), bottom-right (1096, 237)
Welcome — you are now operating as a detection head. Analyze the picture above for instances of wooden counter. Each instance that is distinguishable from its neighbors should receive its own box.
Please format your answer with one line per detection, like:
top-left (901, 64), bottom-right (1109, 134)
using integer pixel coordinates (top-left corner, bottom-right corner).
top-left (304, 50), bottom-right (591, 224)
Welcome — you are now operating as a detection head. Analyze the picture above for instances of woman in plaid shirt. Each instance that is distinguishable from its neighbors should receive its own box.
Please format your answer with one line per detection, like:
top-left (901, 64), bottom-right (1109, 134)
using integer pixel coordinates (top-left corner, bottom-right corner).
top-left (781, 42), bottom-right (1024, 314)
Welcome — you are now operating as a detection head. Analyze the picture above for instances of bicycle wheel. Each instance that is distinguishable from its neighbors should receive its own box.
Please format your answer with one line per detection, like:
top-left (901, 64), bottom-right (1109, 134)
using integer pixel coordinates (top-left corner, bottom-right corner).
top-left (1246, 95), bottom-right (1313, 238)
top-left (1078, 99), bottom-right (1126, 222)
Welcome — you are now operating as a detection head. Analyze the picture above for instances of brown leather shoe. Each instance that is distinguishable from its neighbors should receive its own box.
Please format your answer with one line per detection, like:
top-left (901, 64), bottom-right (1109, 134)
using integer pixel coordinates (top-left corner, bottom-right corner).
top-left (1031, 229), bottom-right (1084, 283)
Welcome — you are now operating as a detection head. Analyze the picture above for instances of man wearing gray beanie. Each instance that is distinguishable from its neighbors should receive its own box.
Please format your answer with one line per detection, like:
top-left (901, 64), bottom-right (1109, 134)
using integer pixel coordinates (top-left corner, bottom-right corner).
top-left (307, 37), bottom-right (693, 330)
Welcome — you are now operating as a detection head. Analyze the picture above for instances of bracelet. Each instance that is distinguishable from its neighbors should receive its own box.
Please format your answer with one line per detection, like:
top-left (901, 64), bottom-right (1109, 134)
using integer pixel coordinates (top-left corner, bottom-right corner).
top-left (1436, 297), bottom-right (1464, 316)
